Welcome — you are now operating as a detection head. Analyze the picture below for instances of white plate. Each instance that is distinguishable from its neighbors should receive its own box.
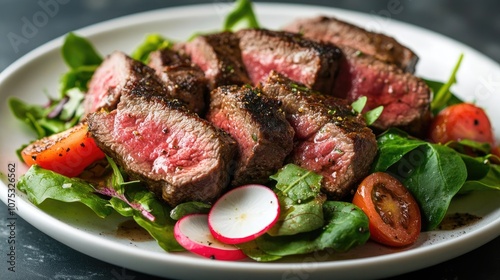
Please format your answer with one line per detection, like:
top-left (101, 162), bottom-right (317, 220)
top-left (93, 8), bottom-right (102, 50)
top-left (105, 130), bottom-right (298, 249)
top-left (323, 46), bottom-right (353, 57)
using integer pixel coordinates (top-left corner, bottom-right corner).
top-left (1, 3), bottom-right (500, 280)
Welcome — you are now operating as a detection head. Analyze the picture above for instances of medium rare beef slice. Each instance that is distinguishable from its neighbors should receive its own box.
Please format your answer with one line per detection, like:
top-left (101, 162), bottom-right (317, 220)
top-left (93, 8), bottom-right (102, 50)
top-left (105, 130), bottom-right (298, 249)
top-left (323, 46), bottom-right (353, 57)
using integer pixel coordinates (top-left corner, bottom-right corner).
top-left (237, 29), bottom-right (341, 95)
top-left (333, 47), bottom-right (431, 136)
top-left (262, 71), bottom-right (377, 200)
top-left (283, 16), bottom-right (419, 73)
top-left (84, 51), bottom-right (169, 116)
top-left (182, 32), bottom-right (251, 89)
top-left (87, 92), bottom-right (237, 207)
top-left (148, 49), bottom-right (208, 115)
top-left (207, 85), bottom-right (294, 186)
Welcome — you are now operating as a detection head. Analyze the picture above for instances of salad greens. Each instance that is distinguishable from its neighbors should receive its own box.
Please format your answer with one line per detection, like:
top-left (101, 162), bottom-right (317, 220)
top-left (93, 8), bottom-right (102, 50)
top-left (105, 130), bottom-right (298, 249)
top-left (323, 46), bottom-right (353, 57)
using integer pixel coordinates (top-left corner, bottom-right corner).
top-left (372, 129), bottom-right (468, 230)
top-left (18, 158), bottom-right (184, 252)
top-left (237, 201), bottom-right (370, 261)
top-left (267, 164), bottom-right (325, 236)
top-left (351, 96), bottom-right (384, 126)
top-left (131, 33), bottom-right (173, 64)
top-left (9, 32), bottom-right (102, 142)
top-left (427, 53), bottom-right (464, 115)
top-left (10, 0), bottom-right (500, 262)
top-left (223, 0), bottom-right (260, 31)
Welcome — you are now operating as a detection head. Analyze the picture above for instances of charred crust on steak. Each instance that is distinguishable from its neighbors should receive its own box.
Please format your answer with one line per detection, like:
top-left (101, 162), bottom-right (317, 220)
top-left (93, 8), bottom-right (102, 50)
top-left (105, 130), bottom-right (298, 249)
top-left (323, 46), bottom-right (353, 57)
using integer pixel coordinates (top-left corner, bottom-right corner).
top-left (207, 85), bottom-right (294, 186)
top-left (87, 91), bottom-right (237, 207)
top-left (181, 31), bottom-right (252, 90)
top-left (283, 15), bottom-right (419, 73)
top-left (236, 28), bottom-right (341, 95)
top-left (262, 71), bottom-right (377, 200)
top-left (148, 49), bottom-right (209, 115)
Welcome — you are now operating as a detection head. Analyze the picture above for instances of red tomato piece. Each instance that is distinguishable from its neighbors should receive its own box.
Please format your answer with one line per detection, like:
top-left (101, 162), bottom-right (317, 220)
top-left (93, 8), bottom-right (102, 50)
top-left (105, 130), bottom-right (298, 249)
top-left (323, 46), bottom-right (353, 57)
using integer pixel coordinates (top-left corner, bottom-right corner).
top-left (428, 103), bottom-right (495, 146)
top-left (352, 172), bottom-right (421, 247)
top-left (21, 122), bottom-right (105, 177)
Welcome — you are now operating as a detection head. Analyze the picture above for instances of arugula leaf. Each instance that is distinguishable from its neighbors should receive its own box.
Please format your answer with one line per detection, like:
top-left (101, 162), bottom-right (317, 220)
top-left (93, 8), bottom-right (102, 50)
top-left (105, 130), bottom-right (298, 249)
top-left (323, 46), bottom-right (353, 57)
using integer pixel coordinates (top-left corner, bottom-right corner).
top-left (10, 33), bottom-right (101, 141)
top-left (17, 165), bottom-right (112, 218)
top-left (428, 53), bottom-right (464, 115)
top-left (268, 164), bottom-right (325, 236)
top-left (223, 0), bottom-right (260, 31)
top-left (373, 128), bottom-right (468, 230)
top-left (131, 33), bottom-right (173, 63)
top-left (238, 201), bottom-right (369, 260)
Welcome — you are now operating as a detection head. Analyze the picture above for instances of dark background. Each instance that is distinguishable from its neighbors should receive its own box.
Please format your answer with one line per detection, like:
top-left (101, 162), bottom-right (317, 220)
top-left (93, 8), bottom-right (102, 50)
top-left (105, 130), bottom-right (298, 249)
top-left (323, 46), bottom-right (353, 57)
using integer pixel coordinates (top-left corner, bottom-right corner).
top-left (1, 1), bottom-right (499, 279)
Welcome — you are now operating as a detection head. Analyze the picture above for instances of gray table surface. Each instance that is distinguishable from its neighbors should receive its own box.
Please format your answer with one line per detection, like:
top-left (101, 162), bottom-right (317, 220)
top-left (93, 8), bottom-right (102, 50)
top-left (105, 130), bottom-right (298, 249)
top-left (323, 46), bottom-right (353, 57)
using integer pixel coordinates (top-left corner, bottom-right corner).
top-left (1, 0), bottom-right (499, 279)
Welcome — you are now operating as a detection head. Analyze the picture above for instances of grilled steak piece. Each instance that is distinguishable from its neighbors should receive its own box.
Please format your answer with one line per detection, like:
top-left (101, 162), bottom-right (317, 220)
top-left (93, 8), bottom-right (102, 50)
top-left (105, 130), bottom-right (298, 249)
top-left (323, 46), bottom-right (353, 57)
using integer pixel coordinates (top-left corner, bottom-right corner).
top-left (181, 32), bottom-right (252, 89)
top-left (84, 51), bottom-right (169, 116)
top-left (237, 29), bottom-right (341, 94)
top-left (87, 92), bottom-right (237, 207)
top-left (207, 85), bottom-right (294, 186)
top-left (284, 16), bottom-right (419, 73)
top-left (262, 71), bottom-right (377, 200)
top-left (148, 49), bottom-right (208, 115)
top-left (333, 47), bottom-right (431, 136)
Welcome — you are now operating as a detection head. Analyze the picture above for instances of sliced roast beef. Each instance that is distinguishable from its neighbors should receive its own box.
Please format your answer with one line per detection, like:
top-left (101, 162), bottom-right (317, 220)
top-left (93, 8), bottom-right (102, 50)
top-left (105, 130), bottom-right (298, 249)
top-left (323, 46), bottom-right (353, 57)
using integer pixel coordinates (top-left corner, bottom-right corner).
top-left (87, 92), bottom-right (237, 207)
top-left (236, 29), bottom-right (341, 95)
top-left (333, 47), bottom-right (431, 136)
top-left (262, 71), bottom-right (377, 200)
top-left (84, 51), bottom-right (169, 116)
top-left (181, 32), bottom-right (252, 89)
top-left (207, 85), bottom-right (294, 186)
top-left (283, 16), bottom-right (419, 73)
top-left (148, 49), bottom-right (208, 115)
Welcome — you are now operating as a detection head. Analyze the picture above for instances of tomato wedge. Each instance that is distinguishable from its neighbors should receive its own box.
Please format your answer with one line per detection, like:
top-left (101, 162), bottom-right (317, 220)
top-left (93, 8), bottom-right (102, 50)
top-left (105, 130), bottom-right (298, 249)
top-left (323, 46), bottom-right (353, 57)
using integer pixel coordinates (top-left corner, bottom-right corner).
top-left (352, 172), bottom-right (421, 247)
top-left (21, 122), bottom-right (105, 177)
top-left (428, 103), bottom-right (495, 146)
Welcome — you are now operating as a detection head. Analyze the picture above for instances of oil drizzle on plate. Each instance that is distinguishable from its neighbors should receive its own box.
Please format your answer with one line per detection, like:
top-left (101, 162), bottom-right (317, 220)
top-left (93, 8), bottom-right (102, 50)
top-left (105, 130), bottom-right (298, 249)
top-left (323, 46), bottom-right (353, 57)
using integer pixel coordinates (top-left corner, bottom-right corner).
top-left (116, 220), bottom-right (154, 242)
top-left (437, 213), bottom-right (482, 230)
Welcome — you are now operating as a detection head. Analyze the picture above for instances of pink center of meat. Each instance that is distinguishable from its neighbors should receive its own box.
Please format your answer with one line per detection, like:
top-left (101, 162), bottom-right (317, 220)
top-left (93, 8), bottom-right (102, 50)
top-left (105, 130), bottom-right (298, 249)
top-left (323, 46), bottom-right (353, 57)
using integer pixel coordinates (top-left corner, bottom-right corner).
top-left (113, 111), bottom-right (206, 175)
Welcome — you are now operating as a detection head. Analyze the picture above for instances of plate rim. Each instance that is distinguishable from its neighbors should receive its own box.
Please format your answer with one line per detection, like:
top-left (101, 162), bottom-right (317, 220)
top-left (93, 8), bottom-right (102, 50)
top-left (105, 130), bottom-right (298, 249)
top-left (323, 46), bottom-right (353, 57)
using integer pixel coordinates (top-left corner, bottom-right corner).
top-left (1, 2), bottom-right (500, 279)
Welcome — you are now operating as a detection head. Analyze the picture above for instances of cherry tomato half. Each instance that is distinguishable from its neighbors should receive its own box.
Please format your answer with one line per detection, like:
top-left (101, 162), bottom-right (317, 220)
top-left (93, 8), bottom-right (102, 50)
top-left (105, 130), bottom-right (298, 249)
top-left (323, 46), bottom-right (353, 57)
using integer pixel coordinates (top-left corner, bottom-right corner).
top-left (21, 122), bottom-right (105, 177)
top-left (352, 172), bottom-right (421, 247)
top-left (428, 103), bottom-right (495, 146)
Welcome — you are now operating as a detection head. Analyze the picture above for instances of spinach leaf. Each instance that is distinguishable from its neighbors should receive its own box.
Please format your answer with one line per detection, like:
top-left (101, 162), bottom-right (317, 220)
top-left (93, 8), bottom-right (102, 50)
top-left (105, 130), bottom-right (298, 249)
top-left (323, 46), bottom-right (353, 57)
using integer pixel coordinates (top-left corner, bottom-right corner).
top-left (267, 164), bottom-right (325, 236)
top-left (61, 32), bottom-right (102, 69)
top-left (17, 159), bottom-right (184, 252)
top-left (223, 0), bottom-right (260, 31)
top-left (170, 201), bottom-right (212, 220)
top-left (373, 129), bottom-right (467, 230)
top-left (131, 33), bottom-right (173, 63)
top-left (460, 164), bottom-right (500, 192)
top-left (238, 201), bottom-right (369, 260)
top-left (17, 165), bottom-right (112, 218)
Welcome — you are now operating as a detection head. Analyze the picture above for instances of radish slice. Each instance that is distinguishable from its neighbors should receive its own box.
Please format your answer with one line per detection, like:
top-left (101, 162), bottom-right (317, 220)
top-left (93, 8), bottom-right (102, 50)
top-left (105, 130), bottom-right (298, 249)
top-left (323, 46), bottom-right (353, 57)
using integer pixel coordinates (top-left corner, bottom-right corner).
top-left (208, 184), bottom-right (280, 244)
top-left (174, 214), bottom-right (247, 261)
